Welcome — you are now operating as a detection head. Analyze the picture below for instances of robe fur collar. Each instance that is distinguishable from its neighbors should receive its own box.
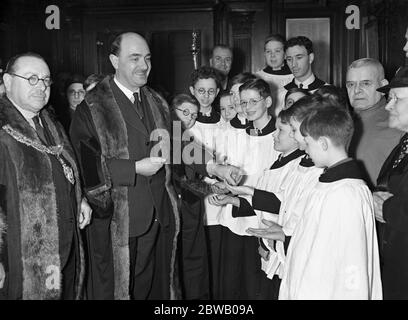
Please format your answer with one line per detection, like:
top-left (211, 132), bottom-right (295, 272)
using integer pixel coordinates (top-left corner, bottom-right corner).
top-left (84, 76), bottom-right (180, 300)
top-left (0, 97), bottom-right (84, 299)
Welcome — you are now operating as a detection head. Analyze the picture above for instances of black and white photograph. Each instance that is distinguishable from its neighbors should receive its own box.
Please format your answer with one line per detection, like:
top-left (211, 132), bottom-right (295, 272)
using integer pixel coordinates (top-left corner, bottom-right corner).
top-left (0, 0), bottom-right (408, 306)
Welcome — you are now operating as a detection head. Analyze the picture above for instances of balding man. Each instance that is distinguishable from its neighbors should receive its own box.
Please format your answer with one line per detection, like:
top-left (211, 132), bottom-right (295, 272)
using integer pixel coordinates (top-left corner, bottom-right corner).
top-left (70, 32), bottom-right (243, 300)
top-left (0, 53), bottom-right (90, 299)
top-left (346, 58), bottom-right (403, 188)
top-left (210, 44), bottom-right (233, 90)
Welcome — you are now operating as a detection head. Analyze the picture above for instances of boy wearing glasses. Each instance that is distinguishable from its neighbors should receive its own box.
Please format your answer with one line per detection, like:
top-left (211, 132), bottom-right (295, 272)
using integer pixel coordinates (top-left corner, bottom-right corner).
top-left (170, 93), bottom-right (212, 300)
top-left (207, 78), bottom-right (280, 299)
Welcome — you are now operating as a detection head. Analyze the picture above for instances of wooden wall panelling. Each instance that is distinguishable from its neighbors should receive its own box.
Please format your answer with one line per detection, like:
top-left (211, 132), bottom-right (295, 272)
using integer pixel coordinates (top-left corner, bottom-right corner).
top-left (230, 11), bottom-right (255, 75)
top-left (81, 5), bottom-right (214, 96)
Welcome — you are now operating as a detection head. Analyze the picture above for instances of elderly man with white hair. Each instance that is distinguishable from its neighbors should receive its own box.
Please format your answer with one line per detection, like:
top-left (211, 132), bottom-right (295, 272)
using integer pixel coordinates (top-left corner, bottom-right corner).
top-left (346, 58), bottom-right (403, 189)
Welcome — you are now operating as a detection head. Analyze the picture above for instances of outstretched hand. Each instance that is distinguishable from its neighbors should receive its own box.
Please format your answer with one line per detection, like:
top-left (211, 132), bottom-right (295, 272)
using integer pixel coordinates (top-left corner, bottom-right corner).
top-left (210, 181), bottom-right (230, 194)
top-left (213, 164), bottom-right (245, 186)
top-left (223, 182), bottom-right (254, 196)
top-left (207, 194), bottom-right (239, 207)
top-left (246, 219), bottom-right (285, 242)
top-left (136, 157), bottom-right (166, 177)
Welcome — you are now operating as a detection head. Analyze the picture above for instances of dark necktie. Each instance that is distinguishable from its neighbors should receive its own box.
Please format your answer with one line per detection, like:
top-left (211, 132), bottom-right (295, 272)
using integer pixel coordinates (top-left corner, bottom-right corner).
top-left (133, 92), bottom-right (144, 120)
top-left (393, 135), bottom-right (408, 169)
top-left (299, 83), bottom-right (303, 89)
top-left (33, 115), bottom-right (47, 144)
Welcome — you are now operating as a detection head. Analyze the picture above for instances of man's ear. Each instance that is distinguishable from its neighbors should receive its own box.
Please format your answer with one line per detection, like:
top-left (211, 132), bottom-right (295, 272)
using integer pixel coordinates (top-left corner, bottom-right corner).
top-left (319, 136), bottom-right (329, 151)
top-left (216, 88), bottom-right (220, 97)
top-left (189, 86), bottom-right (195, 96)
top-left (109, 54), bottom-right (119, 70)
top-left (308, 53), bottom-right (315, 65)
top-left (209, 58), bottom-right (214, 67)
top-left (380, 78), bottom-right (389, 87)
top-left (265, 96), bottom-right (273, 108)
top-left (2, 73), bottom-right (12, 92)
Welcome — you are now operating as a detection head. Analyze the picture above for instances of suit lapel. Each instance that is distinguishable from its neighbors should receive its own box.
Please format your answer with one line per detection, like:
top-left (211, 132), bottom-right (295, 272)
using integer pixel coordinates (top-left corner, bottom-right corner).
top-left (110, 79), bottom-right (149, 137)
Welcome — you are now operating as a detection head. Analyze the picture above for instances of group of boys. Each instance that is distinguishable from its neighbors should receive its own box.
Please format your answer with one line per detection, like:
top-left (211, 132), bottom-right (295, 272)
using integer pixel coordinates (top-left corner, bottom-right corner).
top-left (170, 34), bottom-right (382, 300)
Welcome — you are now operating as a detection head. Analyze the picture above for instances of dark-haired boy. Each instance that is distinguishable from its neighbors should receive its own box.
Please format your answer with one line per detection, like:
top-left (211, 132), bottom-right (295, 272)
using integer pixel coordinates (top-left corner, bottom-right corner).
top-left (278, 105), bottom-right (382, 299)
top-left (275, 36), bottom-right (328, 116)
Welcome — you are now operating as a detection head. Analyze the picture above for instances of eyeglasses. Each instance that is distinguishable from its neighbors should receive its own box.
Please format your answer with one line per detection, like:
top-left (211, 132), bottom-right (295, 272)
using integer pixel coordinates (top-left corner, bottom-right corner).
top-left (68, 89), bottom-right (86, 97)
top-left (345, 80), bottom-right (374, 90)
top-left (176, 108), bottom-right (198, 119)
top-left (9, 73), bottom-right (53, 87)
top-left (195, 88), bottom-right (217, 96)
top-left (240, 97), bottom-right (265, 108)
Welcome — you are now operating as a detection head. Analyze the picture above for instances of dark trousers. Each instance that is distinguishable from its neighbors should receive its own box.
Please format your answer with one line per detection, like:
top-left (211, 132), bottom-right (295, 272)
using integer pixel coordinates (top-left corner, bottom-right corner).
top-left (204, 225), bottom-right (223, 299)
top-left (179, 199), bottom-right (209, 300)
top-left (61, 238), bottom-right (77, 300)
top-left (129, 217), bottom-right (170, 300)
top-left (218, 226), bottom-right (277, 300)
top-left (85, 216), bottom-right (115, 300)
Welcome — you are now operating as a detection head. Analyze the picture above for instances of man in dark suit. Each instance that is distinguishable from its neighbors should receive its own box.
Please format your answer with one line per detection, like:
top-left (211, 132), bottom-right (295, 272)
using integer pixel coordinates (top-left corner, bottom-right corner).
top-left (70, 32), bottom-right (243, 300)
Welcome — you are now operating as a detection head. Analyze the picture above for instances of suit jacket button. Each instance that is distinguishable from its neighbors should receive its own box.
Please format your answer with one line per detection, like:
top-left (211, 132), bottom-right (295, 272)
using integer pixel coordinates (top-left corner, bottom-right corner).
top-left (145, 141), bottom-right (150, 146)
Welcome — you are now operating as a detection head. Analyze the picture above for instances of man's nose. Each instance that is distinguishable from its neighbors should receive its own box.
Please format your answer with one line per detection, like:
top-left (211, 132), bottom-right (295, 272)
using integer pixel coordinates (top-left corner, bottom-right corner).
top-left (37, 79), bottom-right (47, 91)
top-left (354, 83), bottom-right (362, 93)
top-left (139, 58), bottom-right (149, 71)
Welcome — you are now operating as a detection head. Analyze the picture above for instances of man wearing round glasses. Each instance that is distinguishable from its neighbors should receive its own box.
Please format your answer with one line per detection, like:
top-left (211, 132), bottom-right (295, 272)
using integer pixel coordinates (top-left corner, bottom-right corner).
top-left (0, 52), bottom-right (91, 299)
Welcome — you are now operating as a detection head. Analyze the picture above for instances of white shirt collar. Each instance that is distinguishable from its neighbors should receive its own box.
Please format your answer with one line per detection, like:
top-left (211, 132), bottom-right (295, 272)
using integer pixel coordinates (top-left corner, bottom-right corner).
top-left (7, 96), bottom-right (39, 128)
top-left (113, 77), bottom-right (140, 102)
top-left (237, 114), bottom-right (246, 125)
top-left (294, 73), bottom-right (315, 89)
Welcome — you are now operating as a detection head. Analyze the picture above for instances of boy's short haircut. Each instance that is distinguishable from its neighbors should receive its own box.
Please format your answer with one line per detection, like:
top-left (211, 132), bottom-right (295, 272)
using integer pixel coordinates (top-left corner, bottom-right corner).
top-left (171, 93), bottom-right (199, 111)
top-left (190, 66), bottom-right (222, 88)
top-left (264, 34), bottom-right (286, 49)
top-left (284, 36), bottom-right (314, 54)
top-left (300, 102), bottom-right (354, 149)
top-left (277, 109), bottom-right (291, 124)
top-left (218, 90), bottom-right (233, 102)
top-left (238, 78), bottom-right (271, 99)
top-left (280, 95), bottom-right (320, 124)
top-left (284, 87), bottom-right (311, 102)
top-left (230, 72), bottom-right (257, 87)
top-left (313, 85), bottom-right (348, 110)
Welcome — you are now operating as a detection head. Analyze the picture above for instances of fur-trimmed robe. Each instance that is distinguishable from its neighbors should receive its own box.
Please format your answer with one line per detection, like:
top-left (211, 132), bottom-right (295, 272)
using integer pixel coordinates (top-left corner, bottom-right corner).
top-left (70, 76), bottom-right (180, 300)
top-left (0, 97), bottom-right (84, 299)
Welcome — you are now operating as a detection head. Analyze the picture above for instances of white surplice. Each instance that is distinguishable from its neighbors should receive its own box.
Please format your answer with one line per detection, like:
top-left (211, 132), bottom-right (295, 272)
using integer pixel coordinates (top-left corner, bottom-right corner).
top-left (261, 163), bottom-right (323, 279)
top-left (278, 178), bottom-right (382, 300)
